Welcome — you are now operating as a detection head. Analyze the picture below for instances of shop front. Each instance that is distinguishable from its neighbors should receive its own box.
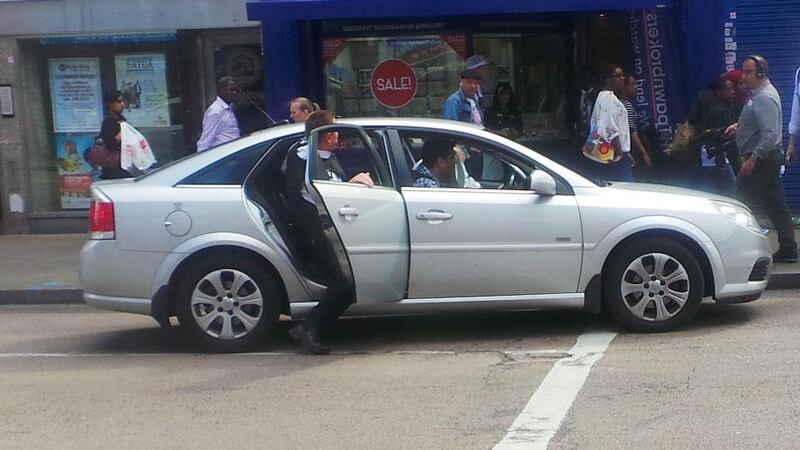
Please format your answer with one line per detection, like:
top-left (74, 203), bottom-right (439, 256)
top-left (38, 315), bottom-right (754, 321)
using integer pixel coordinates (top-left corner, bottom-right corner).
top-left (247, 0), bottom-right (728, 174)
top-left (737, 0), bottom-right (800, 207)
top-left (317, 17), bottom-right (604, 143)
top-left (0, 0), bottom-right (264, 234)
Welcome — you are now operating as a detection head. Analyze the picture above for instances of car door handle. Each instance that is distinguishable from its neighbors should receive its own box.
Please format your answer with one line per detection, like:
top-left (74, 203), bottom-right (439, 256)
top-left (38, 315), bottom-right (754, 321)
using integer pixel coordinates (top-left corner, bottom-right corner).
top-left (416, 211), bottom-right (453, 221)
top-left (338, 207), bottom-right (360, 217)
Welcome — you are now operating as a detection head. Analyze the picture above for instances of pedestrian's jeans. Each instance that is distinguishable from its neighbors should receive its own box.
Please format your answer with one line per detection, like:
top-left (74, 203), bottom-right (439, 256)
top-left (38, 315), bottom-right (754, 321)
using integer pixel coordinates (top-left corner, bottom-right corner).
top-left (736, 153), bottom-right (797, 253)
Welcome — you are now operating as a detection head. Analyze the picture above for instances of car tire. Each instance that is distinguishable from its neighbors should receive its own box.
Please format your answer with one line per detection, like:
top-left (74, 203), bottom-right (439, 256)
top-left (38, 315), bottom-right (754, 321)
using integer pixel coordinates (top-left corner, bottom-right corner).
top-left (175, 253), bottom-right (280, 352)
top-left (603, 238), bottom-right (704, 333)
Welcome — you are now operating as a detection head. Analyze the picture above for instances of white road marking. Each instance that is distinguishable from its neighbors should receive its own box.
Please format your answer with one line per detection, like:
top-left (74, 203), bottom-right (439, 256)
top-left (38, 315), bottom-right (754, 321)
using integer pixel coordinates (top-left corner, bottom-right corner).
top-left (494, 329), bottom-right (618, 449)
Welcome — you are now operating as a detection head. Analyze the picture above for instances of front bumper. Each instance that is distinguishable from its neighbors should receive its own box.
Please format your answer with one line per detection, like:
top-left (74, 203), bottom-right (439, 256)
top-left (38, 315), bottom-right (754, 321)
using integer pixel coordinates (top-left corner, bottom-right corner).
top-left (712, 228), bottom-right (772, 303)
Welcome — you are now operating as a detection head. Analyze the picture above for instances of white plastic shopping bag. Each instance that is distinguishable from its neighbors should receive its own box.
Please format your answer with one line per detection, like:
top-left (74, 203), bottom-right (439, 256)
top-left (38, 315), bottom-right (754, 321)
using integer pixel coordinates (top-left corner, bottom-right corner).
top-left (120, 122), bottom-right (156, 171)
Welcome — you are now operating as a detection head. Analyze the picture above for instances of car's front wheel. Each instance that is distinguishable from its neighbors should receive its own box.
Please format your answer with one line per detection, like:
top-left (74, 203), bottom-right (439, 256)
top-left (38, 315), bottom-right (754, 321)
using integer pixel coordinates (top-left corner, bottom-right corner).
top-left (604, 238), bottom-right (704, 332)
top-left (175, 253), bottom-right (280, 352)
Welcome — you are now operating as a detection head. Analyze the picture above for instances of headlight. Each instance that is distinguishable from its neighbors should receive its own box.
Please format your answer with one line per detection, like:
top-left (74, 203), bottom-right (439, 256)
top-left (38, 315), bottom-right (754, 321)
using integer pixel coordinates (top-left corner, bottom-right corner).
top-left (711, 201), bottom-right (763, 233)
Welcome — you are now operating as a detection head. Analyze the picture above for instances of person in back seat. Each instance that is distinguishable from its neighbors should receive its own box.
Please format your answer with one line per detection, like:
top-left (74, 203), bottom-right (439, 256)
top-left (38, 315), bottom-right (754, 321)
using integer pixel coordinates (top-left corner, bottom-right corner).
top-left (413, 138), bottom-right (457, 188)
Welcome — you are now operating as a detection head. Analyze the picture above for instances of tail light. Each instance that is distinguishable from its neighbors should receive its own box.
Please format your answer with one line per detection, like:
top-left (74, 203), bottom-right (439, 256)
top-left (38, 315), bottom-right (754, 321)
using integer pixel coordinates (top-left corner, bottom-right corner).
top-left (89, 189), bottom-right (115, 240)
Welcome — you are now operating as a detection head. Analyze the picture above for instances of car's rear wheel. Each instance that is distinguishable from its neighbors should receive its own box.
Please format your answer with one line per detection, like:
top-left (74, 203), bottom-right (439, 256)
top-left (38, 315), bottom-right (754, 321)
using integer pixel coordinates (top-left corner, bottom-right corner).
top-left (175, 253), bottom-right (280, 352)
top-left (604, 238), bottom-right (704, 332)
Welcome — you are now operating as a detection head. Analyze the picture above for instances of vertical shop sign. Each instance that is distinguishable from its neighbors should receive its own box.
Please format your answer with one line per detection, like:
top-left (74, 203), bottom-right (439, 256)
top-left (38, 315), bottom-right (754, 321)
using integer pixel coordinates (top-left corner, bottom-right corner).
top-left (627, 9), bottom-right (689, 152)
top-left (114, 53), bottom-right (170, 128)
top-left (54, 133), bottom-right (97, 209)
top-left (49, 58), bottom-right (102, 132)
top-left (723, 0), bottom-right (737, 71)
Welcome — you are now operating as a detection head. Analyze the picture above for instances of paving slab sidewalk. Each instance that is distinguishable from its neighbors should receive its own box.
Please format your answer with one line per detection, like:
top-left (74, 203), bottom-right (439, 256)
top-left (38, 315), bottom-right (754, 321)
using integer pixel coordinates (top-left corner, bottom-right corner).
top-left (0, 234), bottom-right (85, 304)
top-left (0, 230), bottom-right (799, 306)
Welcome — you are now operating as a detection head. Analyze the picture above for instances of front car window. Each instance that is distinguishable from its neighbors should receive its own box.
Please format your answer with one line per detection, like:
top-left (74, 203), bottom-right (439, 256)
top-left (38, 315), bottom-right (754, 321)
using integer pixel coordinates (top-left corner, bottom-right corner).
top-left (399, 130), bottom-right (535, 190)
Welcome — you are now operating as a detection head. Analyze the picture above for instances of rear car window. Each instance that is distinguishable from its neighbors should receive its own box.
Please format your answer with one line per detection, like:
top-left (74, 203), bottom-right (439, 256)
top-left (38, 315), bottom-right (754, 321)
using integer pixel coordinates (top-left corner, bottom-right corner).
top-left (178, 141), bottom-right (273, 185)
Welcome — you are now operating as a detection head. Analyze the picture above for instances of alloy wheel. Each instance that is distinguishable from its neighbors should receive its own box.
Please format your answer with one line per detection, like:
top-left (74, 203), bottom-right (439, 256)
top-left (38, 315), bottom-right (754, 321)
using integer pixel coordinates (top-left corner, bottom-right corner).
top-left (620, 252), bottom-right (691, 322)
top-left (190, 269), bottom-right (264, 340)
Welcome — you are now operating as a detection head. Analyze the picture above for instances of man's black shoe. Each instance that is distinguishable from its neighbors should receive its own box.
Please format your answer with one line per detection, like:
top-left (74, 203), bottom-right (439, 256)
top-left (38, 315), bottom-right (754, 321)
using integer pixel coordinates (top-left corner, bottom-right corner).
top-left (288, 324), bottom-right (330, 355)
top-left (773, 250), bottom-right (799, 263)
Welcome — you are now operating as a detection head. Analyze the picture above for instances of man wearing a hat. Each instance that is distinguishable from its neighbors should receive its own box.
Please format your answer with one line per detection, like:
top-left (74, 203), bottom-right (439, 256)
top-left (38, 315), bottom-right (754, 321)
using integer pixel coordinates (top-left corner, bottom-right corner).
top-left (465, 54), bottom-right (491, 106)
top-left (443, 68), bottom-right (484, 125)
top-left (442, 68), bottom-right (484, 189)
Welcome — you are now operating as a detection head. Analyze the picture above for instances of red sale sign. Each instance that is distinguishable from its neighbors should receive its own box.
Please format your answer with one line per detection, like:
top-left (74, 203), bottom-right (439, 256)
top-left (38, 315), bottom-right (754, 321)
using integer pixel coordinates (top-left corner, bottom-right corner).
top-left (370, 59), bottom-right (417, 108)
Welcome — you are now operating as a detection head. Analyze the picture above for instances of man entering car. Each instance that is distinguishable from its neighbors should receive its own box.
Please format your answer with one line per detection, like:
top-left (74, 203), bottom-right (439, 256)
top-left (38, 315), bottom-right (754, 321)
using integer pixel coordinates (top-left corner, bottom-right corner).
top-left (283, 110), bottom-right (373, 354)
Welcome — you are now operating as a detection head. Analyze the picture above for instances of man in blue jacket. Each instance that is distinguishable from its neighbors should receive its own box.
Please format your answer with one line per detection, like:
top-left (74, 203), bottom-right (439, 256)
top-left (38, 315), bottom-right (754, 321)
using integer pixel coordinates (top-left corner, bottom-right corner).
top-left (443, 69), bottom-right (483, 125)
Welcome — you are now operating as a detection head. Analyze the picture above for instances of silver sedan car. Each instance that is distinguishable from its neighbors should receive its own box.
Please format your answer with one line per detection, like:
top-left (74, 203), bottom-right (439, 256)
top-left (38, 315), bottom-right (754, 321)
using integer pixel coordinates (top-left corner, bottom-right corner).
top-left (80, 118), bottom-right (772, 352)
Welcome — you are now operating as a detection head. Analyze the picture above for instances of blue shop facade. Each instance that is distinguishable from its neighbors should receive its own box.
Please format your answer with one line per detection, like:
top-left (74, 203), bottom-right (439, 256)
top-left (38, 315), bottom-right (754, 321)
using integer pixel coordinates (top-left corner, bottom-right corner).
top-left (245, 0), bottom-right (800, 204)
top-left (247, 0), bottom-right (731, 142)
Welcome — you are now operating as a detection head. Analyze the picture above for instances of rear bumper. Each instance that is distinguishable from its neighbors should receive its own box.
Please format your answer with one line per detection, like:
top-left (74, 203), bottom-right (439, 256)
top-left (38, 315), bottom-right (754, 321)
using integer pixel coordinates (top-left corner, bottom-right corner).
top-left (84, 293), bottom-right (152, 315)
top-left (80, 239), bottom-right (166, 307)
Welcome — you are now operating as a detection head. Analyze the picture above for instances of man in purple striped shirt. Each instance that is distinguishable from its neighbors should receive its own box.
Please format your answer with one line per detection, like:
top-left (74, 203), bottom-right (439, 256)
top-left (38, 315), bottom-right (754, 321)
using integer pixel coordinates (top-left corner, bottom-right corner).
top-left (196, 76), bottom-right (241, 152)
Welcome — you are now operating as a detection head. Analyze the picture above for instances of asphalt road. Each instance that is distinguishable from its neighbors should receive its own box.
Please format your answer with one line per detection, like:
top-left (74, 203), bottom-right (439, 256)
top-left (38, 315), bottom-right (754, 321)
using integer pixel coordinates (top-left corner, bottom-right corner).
top-left (1, 291), bottom-right (799, 449)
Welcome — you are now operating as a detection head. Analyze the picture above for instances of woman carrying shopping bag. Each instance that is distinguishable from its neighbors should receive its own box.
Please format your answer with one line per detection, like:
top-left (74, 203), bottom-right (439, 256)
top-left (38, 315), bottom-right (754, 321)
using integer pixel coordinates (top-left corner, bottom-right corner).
top-left (97, 90), bottom-right (132, 180)
top-left (581, 65), bottom-right (634, 182)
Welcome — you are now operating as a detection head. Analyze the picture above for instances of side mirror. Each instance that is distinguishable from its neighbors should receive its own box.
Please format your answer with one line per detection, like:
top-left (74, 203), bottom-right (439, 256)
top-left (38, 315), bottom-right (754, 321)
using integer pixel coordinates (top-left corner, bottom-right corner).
top-left (529, 170), bottom-right (557, 195)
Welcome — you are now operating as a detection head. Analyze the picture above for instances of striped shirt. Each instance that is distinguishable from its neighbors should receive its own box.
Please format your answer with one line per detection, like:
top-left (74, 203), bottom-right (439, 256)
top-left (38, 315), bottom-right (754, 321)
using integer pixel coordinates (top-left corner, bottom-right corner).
top-left (622, 99), bottom-right (638, 133)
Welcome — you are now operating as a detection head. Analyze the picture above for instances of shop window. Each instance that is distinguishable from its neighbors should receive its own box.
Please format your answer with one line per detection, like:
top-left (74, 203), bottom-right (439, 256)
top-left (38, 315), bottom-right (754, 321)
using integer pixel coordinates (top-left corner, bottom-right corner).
top-left (323, 36), bottom-right (465, 118)
top-left (21, 37), bottom-right (184, 213)
top-left (474, 32), bottom-right (571, 141)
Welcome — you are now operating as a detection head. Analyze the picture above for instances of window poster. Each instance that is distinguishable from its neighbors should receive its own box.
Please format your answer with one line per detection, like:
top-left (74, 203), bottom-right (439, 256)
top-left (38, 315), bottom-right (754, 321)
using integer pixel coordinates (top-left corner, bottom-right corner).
top-left (114, 53), bottom-right (170, 127)
top-left (54, 133), bottom-right (98, 209)
top-left (49, 58), bottom-right (102, 133)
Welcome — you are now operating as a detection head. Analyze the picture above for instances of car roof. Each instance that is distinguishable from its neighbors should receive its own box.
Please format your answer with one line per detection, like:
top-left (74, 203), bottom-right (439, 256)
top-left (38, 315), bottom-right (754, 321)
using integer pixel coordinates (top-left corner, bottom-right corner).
top-left (131, 117), bottom-right (594, 188)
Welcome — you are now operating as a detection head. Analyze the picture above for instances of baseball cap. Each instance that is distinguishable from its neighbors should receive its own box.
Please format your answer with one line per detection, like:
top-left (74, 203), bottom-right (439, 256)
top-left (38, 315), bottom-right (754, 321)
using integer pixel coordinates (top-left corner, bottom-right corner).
top-left (465, 55), bottom-right (489, 70)
top-left (725, 69), bottom-right (743, 84)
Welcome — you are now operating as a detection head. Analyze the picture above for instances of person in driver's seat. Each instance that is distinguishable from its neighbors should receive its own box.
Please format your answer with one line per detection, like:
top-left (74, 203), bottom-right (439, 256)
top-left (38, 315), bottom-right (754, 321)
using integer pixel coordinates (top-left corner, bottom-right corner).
top-left (413, 138), bottom-right (457, 188)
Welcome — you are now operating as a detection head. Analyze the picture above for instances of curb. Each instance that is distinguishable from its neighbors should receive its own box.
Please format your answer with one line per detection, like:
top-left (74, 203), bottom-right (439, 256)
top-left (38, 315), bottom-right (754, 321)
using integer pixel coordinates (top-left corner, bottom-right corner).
top-left (0, 289), bottom-right (84, 306)
top-left (1, 273), bottom-right (799, 306)
top-left (767, 272), bottom-right (800, 290)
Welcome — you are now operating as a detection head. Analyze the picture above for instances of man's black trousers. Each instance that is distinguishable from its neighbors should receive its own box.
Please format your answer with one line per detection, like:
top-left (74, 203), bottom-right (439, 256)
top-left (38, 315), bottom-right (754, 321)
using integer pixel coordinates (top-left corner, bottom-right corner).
top-left (737, 153), bottom-right (797, 253)
top-left (295, 224), bottom-right (355, 335)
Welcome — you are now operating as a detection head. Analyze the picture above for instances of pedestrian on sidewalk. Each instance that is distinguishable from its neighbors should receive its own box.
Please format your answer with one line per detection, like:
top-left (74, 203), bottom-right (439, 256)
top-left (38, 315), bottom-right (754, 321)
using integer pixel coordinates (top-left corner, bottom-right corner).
top-left (686, 74), bottom-right (737, 196)
top-left (582, 65), bottom-right (634, 182)
top-left (196, 76), bottom-right (241, 152)
top-left (289, 97), bottom-right (320, 123)
top-left (785, 66), bottom-right (800, 166)
top-left (726, 55), bottom-right (798, 263)
top-left (99, 90), bottom-right (132, 180)
top-left (621, 75), bottom-right (653, 176)
top-left (485, 82), bottom-right (523, 140)
top-left (442, 69), bottom-right (484, 188)
top-left (464, 54), bottom-right (491, 108)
